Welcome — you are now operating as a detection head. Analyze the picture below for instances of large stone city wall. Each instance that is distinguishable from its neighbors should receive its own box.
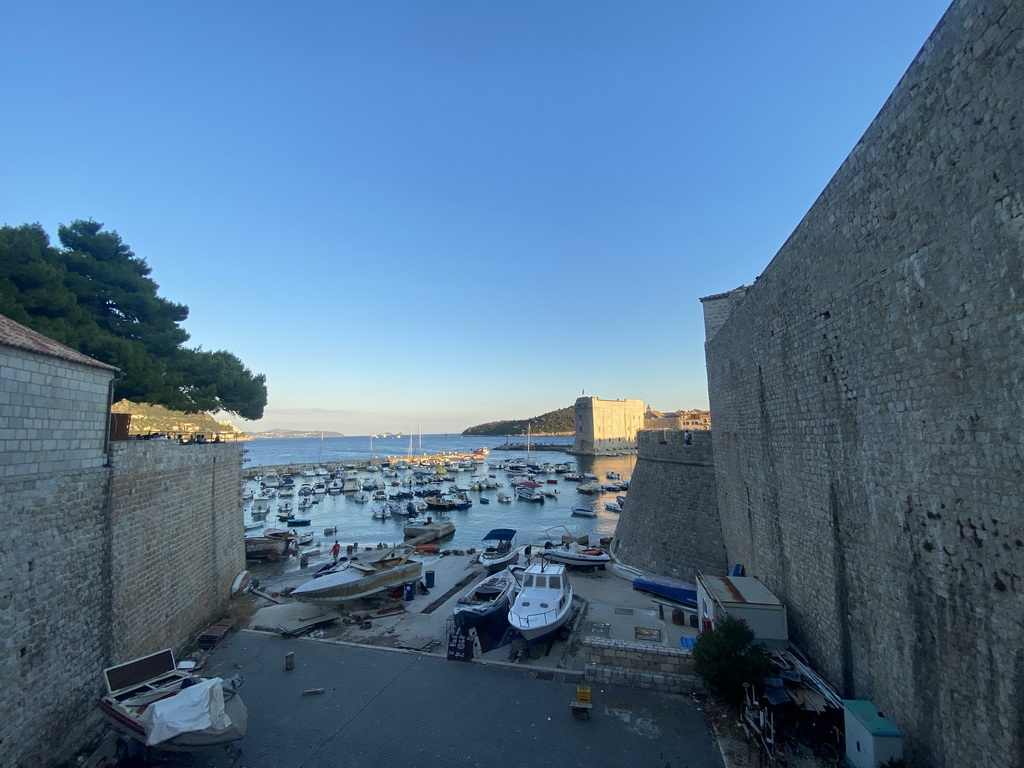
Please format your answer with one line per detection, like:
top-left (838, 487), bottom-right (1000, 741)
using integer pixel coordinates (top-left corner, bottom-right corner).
top-left (0, 438), bottom-right (245, 766)
top-left (1, 468), bottom-right (114, 768)
top-left (612, 430), bottom-right (726, 582)
top-left (107, 440), bottom-right (245, 661)
top-left (0, 347), bottom-right (114, 479)
top-left (703, 1), bottom-right (1023, 765)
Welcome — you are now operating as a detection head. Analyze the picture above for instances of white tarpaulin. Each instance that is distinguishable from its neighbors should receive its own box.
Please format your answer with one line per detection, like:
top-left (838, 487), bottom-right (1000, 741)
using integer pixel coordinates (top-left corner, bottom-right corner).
top-left (139, 677), bottom-right (229, 746)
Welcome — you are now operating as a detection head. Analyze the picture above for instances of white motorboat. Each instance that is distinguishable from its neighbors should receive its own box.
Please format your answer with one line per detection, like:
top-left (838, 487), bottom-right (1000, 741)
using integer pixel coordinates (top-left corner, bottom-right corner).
top-left (604, 501), bottom-right (622, 512)
top-left (352, 491), bottom-right (370, 503)
top-left (507, 561), bottom-right (573, 645)
top-left (496, 492), bottom-right (512, 504)
top-left (571, 507), bottom-right (597, 518)
top-left (290, 546), bottom-right (423, 604)
top-left (539, 539), bottom-right (612, 568)
top-left (514, 485), bottom-right (544, 502)
top-left (479, 528), bottom-right (520, 572)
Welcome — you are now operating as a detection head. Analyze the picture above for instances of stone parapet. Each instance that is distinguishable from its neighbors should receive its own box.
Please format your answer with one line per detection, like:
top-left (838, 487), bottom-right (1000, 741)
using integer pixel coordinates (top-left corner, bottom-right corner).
top-left (581, 637), bottom-right (705, 694)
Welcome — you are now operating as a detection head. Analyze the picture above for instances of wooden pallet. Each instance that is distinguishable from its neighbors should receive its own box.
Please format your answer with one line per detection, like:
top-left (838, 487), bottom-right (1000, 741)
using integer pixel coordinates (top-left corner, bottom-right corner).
top-left (198, 619), bottom-right (235, 648)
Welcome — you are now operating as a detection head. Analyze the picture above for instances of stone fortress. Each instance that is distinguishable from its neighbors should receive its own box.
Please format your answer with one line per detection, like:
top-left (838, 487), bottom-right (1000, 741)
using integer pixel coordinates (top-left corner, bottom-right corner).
top-left (616, 1), bottom-right (1023, 765)
top-left (570, 396), bottom-right (645, 455)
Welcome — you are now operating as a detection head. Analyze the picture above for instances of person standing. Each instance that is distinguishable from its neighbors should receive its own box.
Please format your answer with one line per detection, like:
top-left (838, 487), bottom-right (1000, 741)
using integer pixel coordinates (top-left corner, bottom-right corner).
top-left (331, 540), bottom-right (341, 562)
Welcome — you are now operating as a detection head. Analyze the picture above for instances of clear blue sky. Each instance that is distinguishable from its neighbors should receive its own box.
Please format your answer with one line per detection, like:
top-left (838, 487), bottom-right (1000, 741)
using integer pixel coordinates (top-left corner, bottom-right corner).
top-left (1, 1), bottom-right (952, 434)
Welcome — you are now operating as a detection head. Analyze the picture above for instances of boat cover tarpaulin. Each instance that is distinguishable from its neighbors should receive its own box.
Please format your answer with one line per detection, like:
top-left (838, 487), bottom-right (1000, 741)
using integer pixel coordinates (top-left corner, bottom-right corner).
top-left (139, 677), bottom-right (229, 746)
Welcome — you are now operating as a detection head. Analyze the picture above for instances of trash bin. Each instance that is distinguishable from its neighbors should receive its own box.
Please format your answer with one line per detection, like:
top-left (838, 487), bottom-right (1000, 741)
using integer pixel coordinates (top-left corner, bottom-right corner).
top-left (403, 582), bottom-right (415, 601)
top-left (425, 570), bottom-right (435, 589)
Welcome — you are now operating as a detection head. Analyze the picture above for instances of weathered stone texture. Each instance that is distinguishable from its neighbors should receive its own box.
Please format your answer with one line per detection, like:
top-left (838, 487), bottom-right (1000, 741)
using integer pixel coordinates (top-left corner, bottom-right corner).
top-left (0, 349), bottom-right (113, 478)
top-left (703, 1), bottom-right (1024, 765)
top-left (107, 441), bottom-right (245, 661)
top-left (613, 430), bottom-right (727, 582)
top-left (0, 469), bottom-right (112, 768)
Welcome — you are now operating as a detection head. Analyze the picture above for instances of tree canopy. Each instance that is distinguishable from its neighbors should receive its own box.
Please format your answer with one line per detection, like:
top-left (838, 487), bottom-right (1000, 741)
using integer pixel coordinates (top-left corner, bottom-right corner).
top-left (0, 219), bottom-right (267, 419)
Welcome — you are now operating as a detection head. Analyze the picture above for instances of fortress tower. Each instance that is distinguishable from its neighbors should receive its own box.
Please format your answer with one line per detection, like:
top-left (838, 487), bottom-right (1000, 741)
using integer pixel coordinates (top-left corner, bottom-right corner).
top-left (570, 396), bottom-right (644, 455)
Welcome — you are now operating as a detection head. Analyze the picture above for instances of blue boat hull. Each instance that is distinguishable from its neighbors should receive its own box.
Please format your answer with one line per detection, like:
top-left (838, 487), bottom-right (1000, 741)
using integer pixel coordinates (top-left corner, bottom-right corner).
top-left (632, 574), bottom-right (697, 607)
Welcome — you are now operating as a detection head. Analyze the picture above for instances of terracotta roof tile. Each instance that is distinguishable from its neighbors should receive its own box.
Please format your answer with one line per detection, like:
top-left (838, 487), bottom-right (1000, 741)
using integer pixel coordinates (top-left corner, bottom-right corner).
top-left (0, 313), bottom-right (120, 372)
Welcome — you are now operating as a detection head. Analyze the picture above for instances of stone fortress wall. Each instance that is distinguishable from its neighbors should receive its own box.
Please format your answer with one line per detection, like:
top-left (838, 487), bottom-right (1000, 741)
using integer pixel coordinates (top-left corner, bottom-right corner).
top-left (0, 325), bottom-right (245, 766)
top-left (107, 441), bottom-right (245, 663)
top-left (697, 1), bottom-right (1023, 765)
top-left (612, 430), bottom-right (726, 583)
top-left (571, 396), bottom-right (645, 455)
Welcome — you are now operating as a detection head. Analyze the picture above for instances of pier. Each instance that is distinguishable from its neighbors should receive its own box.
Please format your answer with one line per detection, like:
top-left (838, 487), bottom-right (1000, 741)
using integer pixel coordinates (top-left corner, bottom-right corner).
top-left (241, 450), bottom-right (490, 480)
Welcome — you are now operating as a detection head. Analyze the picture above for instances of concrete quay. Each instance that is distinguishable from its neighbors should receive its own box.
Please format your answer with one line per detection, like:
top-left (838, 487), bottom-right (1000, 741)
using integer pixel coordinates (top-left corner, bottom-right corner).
top-left (152, 555), bottom-right (720, 768)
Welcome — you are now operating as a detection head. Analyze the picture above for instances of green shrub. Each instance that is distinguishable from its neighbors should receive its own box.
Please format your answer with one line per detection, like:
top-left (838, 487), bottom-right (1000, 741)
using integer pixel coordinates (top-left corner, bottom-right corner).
top-left (693, 615), bottom-right (772, 703)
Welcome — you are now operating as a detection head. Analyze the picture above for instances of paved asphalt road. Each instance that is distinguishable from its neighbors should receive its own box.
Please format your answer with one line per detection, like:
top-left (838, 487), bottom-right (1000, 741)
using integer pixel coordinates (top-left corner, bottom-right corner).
top-left (151, 629), bottom-right (724, 768)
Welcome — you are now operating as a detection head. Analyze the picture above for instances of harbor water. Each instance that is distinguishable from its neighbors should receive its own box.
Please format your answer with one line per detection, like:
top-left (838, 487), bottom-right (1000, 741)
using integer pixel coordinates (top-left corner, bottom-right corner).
top-left (242, 435), bottom-right (636, 558)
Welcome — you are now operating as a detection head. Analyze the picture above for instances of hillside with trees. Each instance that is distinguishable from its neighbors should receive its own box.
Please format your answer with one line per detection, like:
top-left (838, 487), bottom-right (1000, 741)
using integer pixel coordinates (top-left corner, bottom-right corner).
top-left (0, 220), bottom-right (267, 419)
top-left (462, 406), bottom-right (574, 436)
top-left (111, 400), bottom-right (246, 438)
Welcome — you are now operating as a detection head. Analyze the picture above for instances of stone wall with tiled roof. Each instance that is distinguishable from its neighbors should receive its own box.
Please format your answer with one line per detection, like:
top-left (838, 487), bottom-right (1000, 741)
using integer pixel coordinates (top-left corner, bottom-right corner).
top-left (0, 313), bottom-right (119, 372)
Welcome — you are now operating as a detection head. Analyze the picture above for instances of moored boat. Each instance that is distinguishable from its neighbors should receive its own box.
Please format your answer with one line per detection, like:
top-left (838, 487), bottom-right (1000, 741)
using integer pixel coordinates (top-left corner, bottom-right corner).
top-left (571, 507), bottom-right (597, 518)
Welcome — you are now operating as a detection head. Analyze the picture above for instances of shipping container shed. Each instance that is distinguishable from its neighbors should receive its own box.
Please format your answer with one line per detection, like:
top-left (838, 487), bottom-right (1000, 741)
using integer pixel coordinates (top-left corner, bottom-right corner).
top-left (842, 699), bottom-right (903, 768)
top-left (695, 572), bottom-right (789, 646)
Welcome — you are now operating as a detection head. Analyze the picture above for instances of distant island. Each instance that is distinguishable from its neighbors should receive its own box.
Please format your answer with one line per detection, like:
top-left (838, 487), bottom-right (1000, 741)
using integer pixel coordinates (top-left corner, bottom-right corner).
top-left (247, 429), bottom-right (345, 439)
top-left (462, 406), bottom-right (574, 437)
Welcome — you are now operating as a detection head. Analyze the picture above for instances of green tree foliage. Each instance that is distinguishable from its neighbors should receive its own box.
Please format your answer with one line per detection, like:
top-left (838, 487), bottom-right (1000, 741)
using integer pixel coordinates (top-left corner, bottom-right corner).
top-left (693, 615), bottom-right (772, 703)
top-left (0, 220), bottom-right (267, 419)
top-left (462, 406), bottom-right (574, 436)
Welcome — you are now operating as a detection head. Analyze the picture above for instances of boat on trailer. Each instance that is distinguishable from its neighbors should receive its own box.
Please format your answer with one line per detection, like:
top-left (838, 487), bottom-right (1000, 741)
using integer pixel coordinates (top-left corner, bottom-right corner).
top-left (507, 561), bottom-right (573, 647)
top-left (290, 545), bottom-right (423, 605)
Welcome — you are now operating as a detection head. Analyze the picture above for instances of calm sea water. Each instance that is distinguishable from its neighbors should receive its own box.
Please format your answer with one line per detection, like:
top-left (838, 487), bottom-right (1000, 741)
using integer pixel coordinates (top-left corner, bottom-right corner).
top-left (242, 435), bottom-right (636, 556)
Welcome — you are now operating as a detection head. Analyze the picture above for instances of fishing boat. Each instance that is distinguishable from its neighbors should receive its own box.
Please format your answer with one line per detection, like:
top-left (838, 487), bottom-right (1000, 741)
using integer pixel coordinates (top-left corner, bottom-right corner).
top-left (244, 530), bottom-right (293, 560)
top-left (479, 529), bottom-right (520, 573)
top-left (507, 561), bottom-right (574, 646)
top-left (98, 648), bottom-right (246, 752)
top-left (290, 546), bottom-right (423, 605)
top-left (514, 485), bottom-right (544, 503)
top-left (453, 568), bottom-right (519, 648)
top-left (425, 492), bottom-right (472, 511)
